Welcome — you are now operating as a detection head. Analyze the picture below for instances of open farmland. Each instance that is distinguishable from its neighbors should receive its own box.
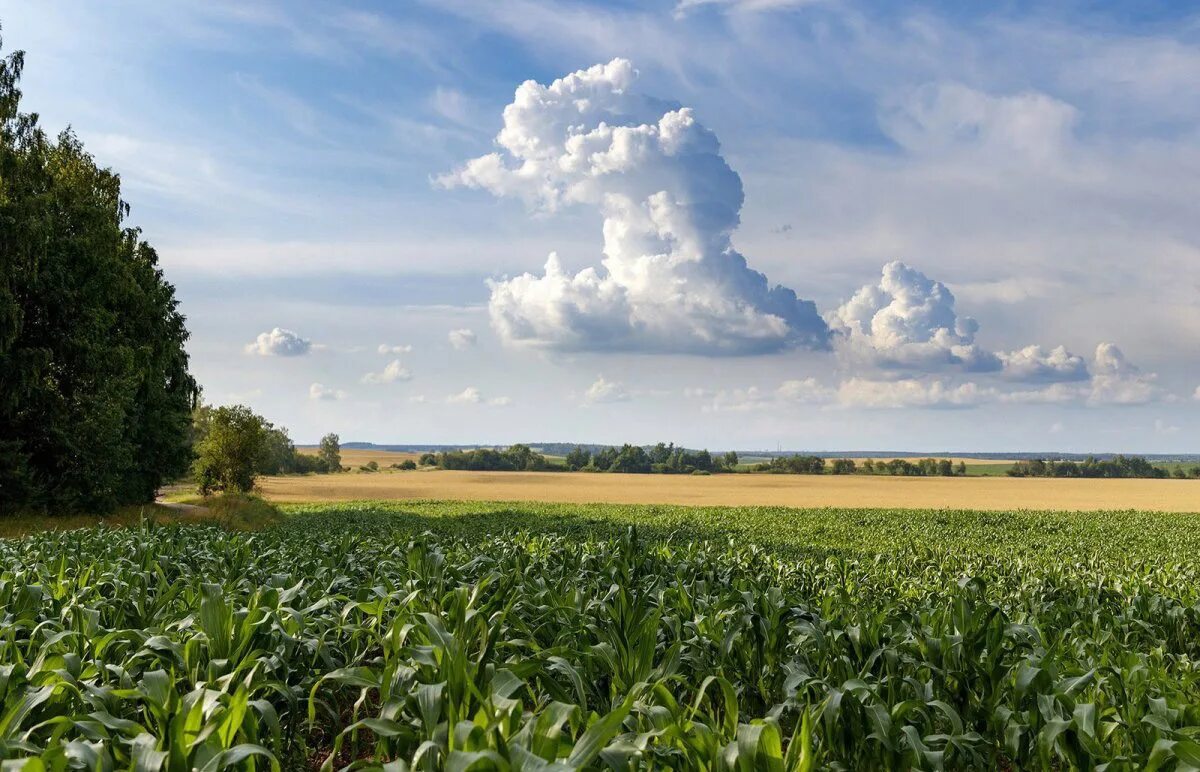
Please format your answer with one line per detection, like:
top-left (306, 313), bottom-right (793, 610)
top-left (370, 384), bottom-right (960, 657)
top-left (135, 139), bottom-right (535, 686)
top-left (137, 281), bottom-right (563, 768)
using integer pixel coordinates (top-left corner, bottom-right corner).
top-left (260, 468), bottom-right (1200, 512)
top-left (6, 500), bottom-right (1200, 769)
top-left (296, 446), bottom-right (421, 469)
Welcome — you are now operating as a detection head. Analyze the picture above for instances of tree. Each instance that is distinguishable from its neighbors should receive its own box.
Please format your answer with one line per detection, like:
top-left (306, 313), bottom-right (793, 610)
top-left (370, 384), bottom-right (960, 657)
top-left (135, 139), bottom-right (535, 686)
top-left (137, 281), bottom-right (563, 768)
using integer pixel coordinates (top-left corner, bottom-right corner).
top-left (609, 444), bottom-right (651, 473)
top-left (258, 424), bottom-right (297, 475)
top-left (722, 451), bottom-right (739, 470)
top-left (565, 446), bottom-right (591, 471)
top-left (319, 433), bottom-right (342, 473)
top-left (192, 406), bottom-right (267, 495)
top-left (831, 458), bottom-right (857, 475)
top-left (0, 37), bottom-right (198, 512)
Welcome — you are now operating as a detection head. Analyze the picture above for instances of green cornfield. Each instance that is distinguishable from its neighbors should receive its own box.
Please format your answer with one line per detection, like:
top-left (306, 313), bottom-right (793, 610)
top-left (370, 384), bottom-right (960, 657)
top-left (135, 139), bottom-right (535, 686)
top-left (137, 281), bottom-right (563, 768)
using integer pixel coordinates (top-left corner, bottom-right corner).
top-left (4, 501), bottom-right (1200, 770)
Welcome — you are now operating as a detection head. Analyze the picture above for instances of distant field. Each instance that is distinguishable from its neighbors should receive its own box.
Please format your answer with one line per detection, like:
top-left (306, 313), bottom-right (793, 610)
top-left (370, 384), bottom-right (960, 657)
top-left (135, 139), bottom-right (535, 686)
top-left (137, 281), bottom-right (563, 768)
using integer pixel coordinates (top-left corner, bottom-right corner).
top-left (296, 446), bottom-right (420, 468)
top-left (260, 468), bottom-right (1200, 512)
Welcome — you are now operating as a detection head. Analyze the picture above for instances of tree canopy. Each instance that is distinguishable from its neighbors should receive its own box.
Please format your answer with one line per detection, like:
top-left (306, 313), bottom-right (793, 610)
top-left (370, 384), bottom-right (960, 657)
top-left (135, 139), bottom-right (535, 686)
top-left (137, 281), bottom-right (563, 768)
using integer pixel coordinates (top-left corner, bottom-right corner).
top-left (0, 36), bottom-right (198, 512)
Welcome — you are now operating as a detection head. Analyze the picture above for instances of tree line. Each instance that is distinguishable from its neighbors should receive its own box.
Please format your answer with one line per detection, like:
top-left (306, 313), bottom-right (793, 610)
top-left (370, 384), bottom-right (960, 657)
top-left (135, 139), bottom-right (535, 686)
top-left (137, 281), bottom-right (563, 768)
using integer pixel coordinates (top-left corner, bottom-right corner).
top-left (754, 456), bottom-right (968, 476)
top-left (417, 445), bottom-right (551, 472)
top-left (1, 38), bottom-right (197, 512)
top-left (1007, 455), bottom-right (1197, 480)
top-left (565, 443), bottom-right (740, 475)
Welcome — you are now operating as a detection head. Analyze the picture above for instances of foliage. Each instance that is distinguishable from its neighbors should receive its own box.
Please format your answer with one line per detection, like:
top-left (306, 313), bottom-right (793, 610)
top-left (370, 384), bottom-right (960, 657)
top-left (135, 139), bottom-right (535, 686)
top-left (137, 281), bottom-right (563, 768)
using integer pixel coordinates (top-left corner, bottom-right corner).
top-left (432, 444), bottom-right (550, 471)
top-left (5, 501), bottom-right (1200, 768)
top-left (318, 433), bottom-right (342, 474)
top-left (567, 443), bottom-right (732, 474)
top-left (1007, 454), bottom-right (1182, 479)
top-left (192, 405), bottom-right (269, 495)
top-left (0, 36), bottom-right (197, 512)
top-left (830, 458), bottom-right (857, 475)
top-left (862, 458), bottom-right (965, 477)
top-left (756, 454), bottom-right (827, 474)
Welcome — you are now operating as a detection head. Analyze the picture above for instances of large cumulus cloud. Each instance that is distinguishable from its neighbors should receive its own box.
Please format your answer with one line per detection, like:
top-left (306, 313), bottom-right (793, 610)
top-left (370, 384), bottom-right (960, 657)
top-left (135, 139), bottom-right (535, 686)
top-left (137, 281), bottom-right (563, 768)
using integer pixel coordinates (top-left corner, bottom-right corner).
top-left (828, 261), bottom-right (1094, 385)
top-left (828, 261), bottom-right (1000, 372)
top-left (441, 59), bottom-right (829, 355)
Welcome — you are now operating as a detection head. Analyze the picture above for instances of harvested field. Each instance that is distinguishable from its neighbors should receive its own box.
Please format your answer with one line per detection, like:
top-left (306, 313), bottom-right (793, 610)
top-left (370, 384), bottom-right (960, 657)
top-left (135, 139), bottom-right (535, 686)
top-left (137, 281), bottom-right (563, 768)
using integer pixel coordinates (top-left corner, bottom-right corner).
top-left (295, 446), bottom-right (420, 468)
top-left (260, 468), bottom-right (1200, 512)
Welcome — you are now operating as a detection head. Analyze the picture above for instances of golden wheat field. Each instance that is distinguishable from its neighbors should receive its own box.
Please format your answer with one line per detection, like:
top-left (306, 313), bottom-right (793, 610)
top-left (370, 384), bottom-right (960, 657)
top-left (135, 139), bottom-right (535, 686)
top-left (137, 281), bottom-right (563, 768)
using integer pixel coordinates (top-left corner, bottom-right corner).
top-left (295, 447), bottom-right (421, 467)
top-left (259, 468), bottom-right (1200, 512)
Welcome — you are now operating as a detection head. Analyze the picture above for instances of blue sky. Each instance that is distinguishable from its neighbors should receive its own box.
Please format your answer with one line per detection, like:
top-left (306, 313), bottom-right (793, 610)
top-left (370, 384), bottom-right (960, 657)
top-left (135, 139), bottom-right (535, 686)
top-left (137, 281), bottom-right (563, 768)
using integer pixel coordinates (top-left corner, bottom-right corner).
top-left (3, 0), bottom-right (1198, 451)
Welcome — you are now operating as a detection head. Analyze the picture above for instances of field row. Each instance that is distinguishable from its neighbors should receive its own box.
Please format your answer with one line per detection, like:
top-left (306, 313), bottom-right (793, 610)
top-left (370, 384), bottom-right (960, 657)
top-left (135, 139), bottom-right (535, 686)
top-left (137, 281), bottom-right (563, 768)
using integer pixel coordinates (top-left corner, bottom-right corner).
top-left (4, 501), bottom-right (1200, 768)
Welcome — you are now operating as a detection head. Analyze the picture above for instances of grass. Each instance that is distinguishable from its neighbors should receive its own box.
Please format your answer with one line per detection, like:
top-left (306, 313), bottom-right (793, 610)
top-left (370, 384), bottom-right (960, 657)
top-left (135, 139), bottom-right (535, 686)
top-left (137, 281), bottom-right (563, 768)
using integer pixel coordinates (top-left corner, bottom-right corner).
top-left (5, 499), bottom-right (1200, 768)
top-left (0, 493), bottom-right (283, 538)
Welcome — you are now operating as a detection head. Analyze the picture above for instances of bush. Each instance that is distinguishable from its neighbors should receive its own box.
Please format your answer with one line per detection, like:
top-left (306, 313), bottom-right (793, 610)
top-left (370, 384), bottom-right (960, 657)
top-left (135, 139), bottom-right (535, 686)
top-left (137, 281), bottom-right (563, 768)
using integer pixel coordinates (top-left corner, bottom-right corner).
top-left (192, 406), bottom-right (268, 495)
top-left (392, 460), bottom-right (417, 471)
top-left (691, 469), bottom-right (711, 476)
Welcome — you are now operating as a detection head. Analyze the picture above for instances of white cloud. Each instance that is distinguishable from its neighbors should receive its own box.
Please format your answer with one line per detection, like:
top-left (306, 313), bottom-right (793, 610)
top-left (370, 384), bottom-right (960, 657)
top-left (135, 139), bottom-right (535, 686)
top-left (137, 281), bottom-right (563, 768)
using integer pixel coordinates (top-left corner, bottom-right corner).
top-left (1155, 418), bottom-right (1181, 435)
top-left (1194, 386), bottom-right (1200, 401)
top-left (998, 345), bottom-right (1089, 383)
top-left (448, 328), bottom-right (477, 349)
top-left (828, 261), bottom-right (999, 373)
top-left (776, 377), bottom-right (835, 403)
top-left (378, 343), bottom-right (413, 355)
top-left (309, 382), bottom-right (345, 401)
top-left (361, 359), bottom-right (412, 384)
top-left (830, 262), bottom-right (1096, 386)
top-left (880, 82), bottom-right (1078, 164)
top-left (1088, 343), bottom-right (1159, 405)
top-left (445, 386), bottom-right (509, 406)
top-left (447, 387), bottom-right (482, 404)
top-left (583, 375), bottom-right (631, 404)
top-left (836, 377), bottom-right (995, 409)
top-left (443, 59), bottom-right (829, 355)
top-left (674, 0), bottom-right (822, 16)
top-left (699, 378), bottom-right (835, 413)
top-left (245, 327), bottom-right (312, 357)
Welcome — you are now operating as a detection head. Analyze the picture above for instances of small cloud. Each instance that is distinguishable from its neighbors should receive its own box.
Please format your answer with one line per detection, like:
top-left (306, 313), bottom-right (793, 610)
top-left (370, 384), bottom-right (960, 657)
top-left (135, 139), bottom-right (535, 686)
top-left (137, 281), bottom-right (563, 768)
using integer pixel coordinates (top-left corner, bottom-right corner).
top-left (836, 377), bottom-right (994, 409)
top-left (378, 343), bottom-right (413, 355)
top-left (361, 359), bottom-right (412, 384)
top-left (449, 328), bottom-right (477, 350)
top-left (447, 387), bottom-right (482, 404)
top-left (998, 345), bottom-right (1089, 383)
top-left (701, 387), bottom-right (773, 413)
top-left (445, 387), bottom-right (509, 405)
top-left (245, 327), bottom-right (312, 357)
top-left (1087, 343), bottom-right (1159, 405)
top-left (776, 377), bottom-right (834, 404)
top-left (1049, 421), bottom-right (1064, 434)
top-left (309, 382), bottom-right (345, 401)
top-left (771, 223), bottom-right (793, 234)
top-left (583, 375), bottom-right (631, 404)
top-left (1155, 418), bottom-right (1181, 435)
top-left (408, 395), bottom-right (428, 404)
top-left (1193, 385), bottom-right (1200, 401)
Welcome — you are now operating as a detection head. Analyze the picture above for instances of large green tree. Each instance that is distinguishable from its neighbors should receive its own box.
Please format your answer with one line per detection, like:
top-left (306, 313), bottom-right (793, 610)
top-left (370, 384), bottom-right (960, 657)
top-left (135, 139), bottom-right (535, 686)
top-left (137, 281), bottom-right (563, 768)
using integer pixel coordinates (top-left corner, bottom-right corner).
top-left (0, 34), bottom-right (197, 512)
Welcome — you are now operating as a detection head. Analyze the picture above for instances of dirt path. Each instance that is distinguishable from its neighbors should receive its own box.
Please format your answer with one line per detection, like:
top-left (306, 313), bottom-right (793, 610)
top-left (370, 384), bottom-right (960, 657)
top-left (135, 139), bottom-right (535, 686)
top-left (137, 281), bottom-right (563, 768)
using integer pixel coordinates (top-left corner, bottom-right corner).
top-left (154, 499), bottom-right (211, 516)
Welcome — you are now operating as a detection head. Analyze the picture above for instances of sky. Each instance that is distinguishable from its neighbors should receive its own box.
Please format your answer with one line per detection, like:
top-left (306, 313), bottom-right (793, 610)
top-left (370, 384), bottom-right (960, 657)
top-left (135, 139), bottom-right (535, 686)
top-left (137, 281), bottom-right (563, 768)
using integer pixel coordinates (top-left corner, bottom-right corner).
top-left (2, 0), bottom-right (1198, 452)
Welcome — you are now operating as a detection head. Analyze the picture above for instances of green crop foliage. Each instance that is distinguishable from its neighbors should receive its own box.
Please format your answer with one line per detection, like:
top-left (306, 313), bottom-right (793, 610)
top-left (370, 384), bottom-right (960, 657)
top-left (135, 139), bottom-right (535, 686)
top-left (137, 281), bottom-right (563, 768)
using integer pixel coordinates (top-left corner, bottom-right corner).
top-left (3, 501), bottom-right (1200, 769)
